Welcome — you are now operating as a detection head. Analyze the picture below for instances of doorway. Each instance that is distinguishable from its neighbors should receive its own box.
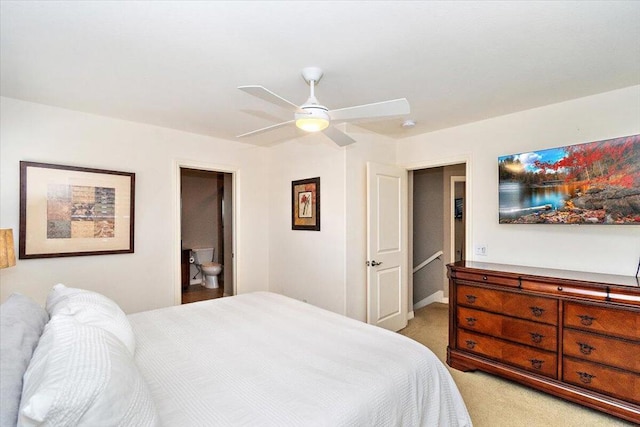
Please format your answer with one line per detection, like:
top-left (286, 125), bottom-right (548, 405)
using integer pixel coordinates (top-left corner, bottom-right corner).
top-left (410, 163), bottom-right (466, 312)
top-left (180, 168), bottom-right (234, 304)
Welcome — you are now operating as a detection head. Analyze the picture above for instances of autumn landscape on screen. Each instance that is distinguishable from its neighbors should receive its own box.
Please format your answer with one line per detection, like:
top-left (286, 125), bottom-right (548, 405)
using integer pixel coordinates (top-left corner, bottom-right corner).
top-left (498, 134), bottom-right (640, 224)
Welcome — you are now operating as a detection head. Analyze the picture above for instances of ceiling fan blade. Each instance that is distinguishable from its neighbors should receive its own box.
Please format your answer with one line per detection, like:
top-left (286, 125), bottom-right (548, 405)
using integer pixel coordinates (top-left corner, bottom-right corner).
top-left (329, 98), bottom-right (410, 122)
top-left (238, 85), bottom-right (300, 112)
top-left (323, 125), bottom-right (356, 147)
top-left (236, 120), bottom-right (295, 138)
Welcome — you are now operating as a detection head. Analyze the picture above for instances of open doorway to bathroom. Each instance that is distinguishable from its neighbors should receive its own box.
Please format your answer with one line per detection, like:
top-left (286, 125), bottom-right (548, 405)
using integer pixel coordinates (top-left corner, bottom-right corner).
top-left (180, 168), bottom-right (234, 304)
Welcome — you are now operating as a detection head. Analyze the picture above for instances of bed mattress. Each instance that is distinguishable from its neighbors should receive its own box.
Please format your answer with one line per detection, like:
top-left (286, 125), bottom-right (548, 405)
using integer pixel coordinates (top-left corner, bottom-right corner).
top-left (128, 292), bottom-right (471, 426)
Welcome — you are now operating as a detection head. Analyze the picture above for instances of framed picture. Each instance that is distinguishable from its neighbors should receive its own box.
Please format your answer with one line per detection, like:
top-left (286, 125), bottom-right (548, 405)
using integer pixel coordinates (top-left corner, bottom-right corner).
top-left (454, 198), bottom-right (463, 220)
top-left (19, 161), bottom-right (135, 259)
top-left (292, 177), bottom-right (320, 231)
top-left (498, 133), bottom-right (639, 224)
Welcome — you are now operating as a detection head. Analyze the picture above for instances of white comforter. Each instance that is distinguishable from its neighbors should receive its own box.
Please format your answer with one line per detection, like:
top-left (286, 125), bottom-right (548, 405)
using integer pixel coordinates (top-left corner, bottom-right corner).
top-left (128, 292), bottom-right (472, 426)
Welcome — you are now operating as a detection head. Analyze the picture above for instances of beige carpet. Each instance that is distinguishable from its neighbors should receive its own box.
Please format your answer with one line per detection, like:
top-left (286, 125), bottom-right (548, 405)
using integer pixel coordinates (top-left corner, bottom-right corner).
top-left (398, 303), bottom-right (633, 427)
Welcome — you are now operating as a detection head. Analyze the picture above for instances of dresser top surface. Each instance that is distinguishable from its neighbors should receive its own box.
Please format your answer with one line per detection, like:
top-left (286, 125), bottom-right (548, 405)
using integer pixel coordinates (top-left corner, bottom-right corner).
top-left (449, 261), bottom-right (640, 288)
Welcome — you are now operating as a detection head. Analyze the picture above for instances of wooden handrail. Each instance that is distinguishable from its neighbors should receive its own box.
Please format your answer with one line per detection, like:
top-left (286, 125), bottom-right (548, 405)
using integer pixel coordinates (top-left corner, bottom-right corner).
top-left (413, 250), bottom-right (443, 274)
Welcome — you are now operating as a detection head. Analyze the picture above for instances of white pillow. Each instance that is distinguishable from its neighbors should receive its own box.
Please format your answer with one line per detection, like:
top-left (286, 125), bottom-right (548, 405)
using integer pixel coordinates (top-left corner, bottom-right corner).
top-left (45, 284), bottom-right (135, 355)
top-left (18, 315), bottom-right (159, 427)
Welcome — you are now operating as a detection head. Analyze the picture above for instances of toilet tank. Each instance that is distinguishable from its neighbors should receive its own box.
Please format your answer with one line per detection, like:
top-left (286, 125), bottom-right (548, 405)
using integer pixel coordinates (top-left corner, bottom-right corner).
top-left (192, 248), bottom-right (214, 264)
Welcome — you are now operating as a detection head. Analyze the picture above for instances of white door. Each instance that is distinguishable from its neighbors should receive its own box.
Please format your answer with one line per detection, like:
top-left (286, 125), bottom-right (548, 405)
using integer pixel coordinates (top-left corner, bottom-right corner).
top-left (366, 162), bottom-right (408, 331)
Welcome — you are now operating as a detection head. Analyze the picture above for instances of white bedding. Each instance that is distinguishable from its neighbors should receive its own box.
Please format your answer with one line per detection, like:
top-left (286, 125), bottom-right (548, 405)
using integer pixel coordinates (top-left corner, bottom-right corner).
top-left (128, 292), bottom-right (472, 426)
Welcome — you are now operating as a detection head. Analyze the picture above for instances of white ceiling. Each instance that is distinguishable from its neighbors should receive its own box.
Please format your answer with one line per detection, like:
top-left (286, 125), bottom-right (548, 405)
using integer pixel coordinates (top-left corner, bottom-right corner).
top-left (1, 1), bottom-right (639, 145)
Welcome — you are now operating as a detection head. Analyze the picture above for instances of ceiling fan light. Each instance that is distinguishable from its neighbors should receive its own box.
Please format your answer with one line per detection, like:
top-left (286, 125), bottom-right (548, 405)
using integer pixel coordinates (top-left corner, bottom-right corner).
top-left (295, 106), bottom-right (330, 132)
top-left (296, 117), bottom-right (330, 132)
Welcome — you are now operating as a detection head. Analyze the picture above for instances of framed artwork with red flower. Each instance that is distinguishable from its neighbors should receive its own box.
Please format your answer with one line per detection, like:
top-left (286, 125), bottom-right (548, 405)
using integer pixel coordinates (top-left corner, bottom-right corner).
top-left (292, 177), bottom-right (320, 231)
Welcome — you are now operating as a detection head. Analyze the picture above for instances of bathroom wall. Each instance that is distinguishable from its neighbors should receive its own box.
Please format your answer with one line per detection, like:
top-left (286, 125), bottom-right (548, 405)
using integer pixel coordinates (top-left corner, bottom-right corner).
top-left (181, 168), bottom-right (224, 285)
top-left (181, 169), bottom-right (221, 256)
top-left (223, 173), bottom-right (233, 295)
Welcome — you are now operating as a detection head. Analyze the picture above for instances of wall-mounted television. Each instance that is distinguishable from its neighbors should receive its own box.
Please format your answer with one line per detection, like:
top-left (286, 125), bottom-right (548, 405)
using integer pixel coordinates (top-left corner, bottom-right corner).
top-left (498, 134), bottom-right (639, 224)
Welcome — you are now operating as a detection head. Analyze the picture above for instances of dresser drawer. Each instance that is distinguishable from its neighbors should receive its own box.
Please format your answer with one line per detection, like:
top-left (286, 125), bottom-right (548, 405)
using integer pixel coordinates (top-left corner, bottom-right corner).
top-left (458, 329), bottom-right (557, 378)
top-left (453, 270), bottom-right (520, 288)
top-left (564, 302), bottom-right (640, 341)
top-left (563, 329), bottom-right (640, 374)
top-left (457, 284), bottom-right (558, 325)
top-left (564, 357), bottom-right (640, 405)
top-left (458, 306), bottom-right (557, 351)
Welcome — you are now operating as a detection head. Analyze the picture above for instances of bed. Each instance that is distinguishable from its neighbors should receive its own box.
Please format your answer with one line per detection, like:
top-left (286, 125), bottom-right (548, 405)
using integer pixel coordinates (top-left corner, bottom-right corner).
top-left (1, 285), bottom-right (472, 427)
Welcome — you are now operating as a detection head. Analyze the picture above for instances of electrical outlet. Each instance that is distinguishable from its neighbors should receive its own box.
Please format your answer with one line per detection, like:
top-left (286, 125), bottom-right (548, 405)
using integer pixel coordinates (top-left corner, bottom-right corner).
top-left (474, 244), bottom-right (488, 256)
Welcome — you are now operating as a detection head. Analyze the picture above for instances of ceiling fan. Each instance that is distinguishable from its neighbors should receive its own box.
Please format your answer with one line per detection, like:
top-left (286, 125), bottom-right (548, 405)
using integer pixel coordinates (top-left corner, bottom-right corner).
top-left (237, 67), bottom-right (410, 146)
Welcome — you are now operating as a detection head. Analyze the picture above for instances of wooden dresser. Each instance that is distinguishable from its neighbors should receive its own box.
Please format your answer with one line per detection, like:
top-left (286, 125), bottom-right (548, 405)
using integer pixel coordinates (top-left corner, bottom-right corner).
top-left (447, 261), bottom-right (640, 423)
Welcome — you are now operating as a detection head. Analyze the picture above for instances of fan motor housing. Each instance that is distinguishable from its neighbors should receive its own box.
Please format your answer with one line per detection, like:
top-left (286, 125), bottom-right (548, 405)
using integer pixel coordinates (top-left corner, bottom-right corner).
top-left (296, 105), bottom-right (330, 120)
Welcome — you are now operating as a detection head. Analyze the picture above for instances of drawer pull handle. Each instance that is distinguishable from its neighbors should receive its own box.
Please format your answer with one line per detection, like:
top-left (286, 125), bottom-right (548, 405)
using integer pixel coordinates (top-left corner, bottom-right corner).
top-left (578, 314), bottom-right (595, 326)
top-left (465, 340), bottom-right (476, 349)
top-left (465, 295), bottom-right (477, 304)
top-left (530, 306), bottom-right (545, 317)
top-left (482, 275), bottom-right (488, 280)
top-left (465, 317), bottom-right (476, 326)
top-left (529, 332), bottom-right (544, 344)
top-left (577, 371), bottom-right (595, 384)
top-left (577, 342), bottom-right (595, 355)
top-left (530, 359), bottom-right (544, 370)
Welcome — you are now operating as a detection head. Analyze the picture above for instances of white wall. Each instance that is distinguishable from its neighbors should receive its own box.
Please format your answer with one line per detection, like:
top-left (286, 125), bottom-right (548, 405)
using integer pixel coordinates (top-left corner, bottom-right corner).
top-left (267, 135), bottom-right (347, 314)
top-left (267, 126), bottom-right (396, 320)
top-left (398, 86), bottom-right (640, 276)
top-left (0, 97), bottom-right (270, 313)
top-left (3, 85), bottom-right (638, 319)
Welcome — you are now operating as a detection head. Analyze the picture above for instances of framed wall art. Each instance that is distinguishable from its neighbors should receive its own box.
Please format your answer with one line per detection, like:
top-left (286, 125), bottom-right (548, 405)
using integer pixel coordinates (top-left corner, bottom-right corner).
top-left (19, 161), bottom-right (135, 258)
top-left (292, 177), bottom-right (320, 231)
top-left (498, 134), bottom-right (639, 224)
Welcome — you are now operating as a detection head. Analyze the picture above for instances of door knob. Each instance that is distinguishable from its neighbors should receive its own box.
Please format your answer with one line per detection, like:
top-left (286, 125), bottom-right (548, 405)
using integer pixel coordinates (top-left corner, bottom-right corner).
top-left (368, 260), bottom-right (383, 267)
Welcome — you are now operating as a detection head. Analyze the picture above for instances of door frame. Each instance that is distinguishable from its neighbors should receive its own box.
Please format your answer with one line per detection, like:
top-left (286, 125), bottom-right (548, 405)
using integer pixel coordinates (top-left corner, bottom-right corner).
top-left (172, 159), bottom-right (238, 305)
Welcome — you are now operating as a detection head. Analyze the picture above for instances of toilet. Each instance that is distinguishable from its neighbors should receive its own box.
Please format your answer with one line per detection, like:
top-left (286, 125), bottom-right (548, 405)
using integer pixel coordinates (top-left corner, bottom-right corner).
top-left (191, 248), bottom-right (222, 289)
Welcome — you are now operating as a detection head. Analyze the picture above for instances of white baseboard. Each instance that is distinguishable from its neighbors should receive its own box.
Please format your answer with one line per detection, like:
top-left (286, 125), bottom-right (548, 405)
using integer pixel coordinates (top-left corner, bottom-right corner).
top-left (413, 290), bottom-right (449, 310)
top-left (408, 311), bottom-right (414, 320)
